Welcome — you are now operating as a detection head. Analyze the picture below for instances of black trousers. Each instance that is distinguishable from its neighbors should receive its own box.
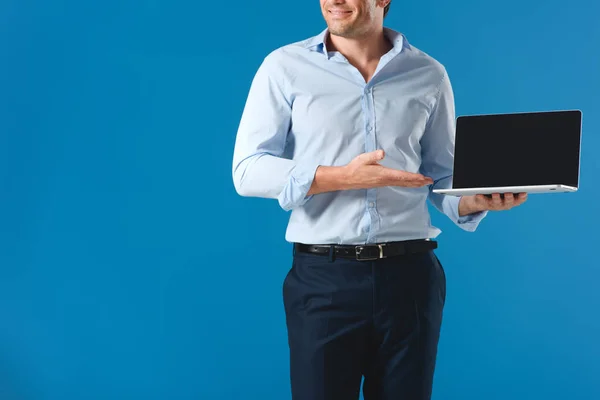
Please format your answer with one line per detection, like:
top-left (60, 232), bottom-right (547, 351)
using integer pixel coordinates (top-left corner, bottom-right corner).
top-left (282, 246), bottom-right (446, 400)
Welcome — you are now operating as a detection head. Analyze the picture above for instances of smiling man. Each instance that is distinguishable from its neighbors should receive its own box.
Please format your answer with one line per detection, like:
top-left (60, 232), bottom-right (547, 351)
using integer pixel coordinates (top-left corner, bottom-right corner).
top-left (232, 1), bottom-right (526, 399)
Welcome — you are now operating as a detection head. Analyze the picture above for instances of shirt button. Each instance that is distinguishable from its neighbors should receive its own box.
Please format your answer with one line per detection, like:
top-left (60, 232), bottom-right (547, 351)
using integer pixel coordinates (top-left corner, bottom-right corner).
top-left (369, 202), bottom-right (375, 208)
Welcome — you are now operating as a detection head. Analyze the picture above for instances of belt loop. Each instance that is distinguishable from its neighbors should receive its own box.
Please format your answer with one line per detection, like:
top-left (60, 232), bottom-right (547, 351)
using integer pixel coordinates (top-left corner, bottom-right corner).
top-left (328, 245), bottom-right (336, 263)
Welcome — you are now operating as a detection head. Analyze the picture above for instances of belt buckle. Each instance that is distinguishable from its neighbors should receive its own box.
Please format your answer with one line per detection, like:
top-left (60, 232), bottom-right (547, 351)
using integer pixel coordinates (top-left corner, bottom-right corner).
top-left (355, 244), bottom-right (386, 261)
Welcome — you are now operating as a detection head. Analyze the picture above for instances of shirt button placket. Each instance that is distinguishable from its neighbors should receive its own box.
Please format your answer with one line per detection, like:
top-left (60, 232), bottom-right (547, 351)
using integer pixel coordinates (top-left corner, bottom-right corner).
top-left (364, 86), bottom-right (378, 242)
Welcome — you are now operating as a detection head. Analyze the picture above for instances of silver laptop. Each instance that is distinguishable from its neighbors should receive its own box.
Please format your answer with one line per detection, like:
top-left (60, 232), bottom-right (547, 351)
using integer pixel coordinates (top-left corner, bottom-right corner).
top-left (433, 109), bottom-right (582, 197)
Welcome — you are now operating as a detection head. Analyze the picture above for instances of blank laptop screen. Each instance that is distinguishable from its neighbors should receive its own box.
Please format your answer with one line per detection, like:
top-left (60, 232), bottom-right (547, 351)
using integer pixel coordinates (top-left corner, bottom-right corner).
top-left (451, 110), bottom-right (581, 189)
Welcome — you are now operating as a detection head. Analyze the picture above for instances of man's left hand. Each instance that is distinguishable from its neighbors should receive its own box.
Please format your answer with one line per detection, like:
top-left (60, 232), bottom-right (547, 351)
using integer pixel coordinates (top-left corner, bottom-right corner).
top-left (459, 192), bottom-right (528, 216)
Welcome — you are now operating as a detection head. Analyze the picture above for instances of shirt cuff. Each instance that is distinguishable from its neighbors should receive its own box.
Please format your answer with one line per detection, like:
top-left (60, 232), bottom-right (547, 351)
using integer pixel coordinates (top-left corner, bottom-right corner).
top-left (456, 209), bottom-right (488, 232)
top-left (443, 194), bottom-right (488, 232)
top-left (277, 162), bottom-right (320, 211)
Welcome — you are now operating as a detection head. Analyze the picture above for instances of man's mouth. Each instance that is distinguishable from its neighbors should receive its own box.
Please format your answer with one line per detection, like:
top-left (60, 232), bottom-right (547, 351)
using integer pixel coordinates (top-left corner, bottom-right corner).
top-left (329, 9), bottom-right (352, 18)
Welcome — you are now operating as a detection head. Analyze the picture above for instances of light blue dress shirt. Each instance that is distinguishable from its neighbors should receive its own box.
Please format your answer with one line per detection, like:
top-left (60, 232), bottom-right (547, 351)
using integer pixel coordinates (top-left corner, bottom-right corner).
top-left (232, 27), bottom-right (487, 245)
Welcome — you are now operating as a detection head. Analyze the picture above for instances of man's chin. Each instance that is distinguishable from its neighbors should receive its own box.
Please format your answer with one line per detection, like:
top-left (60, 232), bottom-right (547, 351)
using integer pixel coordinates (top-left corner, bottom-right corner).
top-left (328, 29), bottom-right (361, 39)
top-left (327, 24), bottom-right (357, 38)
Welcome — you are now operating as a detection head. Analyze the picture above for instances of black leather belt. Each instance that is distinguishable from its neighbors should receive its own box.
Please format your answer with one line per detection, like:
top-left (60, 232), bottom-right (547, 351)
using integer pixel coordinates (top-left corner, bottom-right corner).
top-left (294, 239), bottom-right (437, 261)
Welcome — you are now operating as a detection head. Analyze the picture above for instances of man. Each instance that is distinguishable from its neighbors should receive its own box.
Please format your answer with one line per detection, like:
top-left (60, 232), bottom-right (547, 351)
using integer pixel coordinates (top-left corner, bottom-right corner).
top-left (232, 1), bottom-right (527, 399)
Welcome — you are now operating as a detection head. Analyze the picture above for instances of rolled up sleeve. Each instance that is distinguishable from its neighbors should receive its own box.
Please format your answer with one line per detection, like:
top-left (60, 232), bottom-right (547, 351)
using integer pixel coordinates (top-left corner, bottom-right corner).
top-left (232, 51), bottom-right (319, 211)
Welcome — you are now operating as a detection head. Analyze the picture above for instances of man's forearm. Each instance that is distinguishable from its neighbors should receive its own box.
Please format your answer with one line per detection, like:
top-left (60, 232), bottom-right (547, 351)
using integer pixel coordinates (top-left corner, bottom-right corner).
top-left (306, 166), bottom-right (351, 196)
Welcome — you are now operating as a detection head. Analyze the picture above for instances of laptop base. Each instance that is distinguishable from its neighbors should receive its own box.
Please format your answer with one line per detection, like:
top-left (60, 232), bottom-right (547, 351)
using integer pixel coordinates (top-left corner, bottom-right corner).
top-left (432, 184), bottom-right (577, 197)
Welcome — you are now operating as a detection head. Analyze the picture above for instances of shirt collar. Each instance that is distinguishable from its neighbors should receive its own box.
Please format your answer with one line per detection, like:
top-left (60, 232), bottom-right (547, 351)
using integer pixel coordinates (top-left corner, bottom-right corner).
top-left (304, 26), bottom-right (410, 59)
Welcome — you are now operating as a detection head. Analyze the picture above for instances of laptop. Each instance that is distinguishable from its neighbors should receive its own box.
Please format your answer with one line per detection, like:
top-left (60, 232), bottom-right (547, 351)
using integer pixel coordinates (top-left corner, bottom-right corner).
top-left (433, 109), bottom-right (582, 197)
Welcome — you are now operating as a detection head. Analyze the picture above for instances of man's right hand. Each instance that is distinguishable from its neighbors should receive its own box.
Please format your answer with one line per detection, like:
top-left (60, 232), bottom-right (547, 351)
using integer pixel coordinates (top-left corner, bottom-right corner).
top-left (307, 150), bottom-right (434, 196)
top-left (343, 150), bottom-right (433, 189)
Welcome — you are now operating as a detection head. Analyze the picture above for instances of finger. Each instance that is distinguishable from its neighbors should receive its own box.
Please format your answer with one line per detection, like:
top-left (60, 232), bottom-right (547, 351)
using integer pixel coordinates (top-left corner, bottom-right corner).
top-left (409, 177), bottom-right (434, 186)
top-left (402, 180), bottom-right (431, 188)
top-left (382, 169), bottom-right (433, 187)
top-left (398, 171), bottom-right (427, 179)
top-left (413, 180), bottom-right (433, 187)
top-left (503, 192), bottom-right (515, 208)
top-left (361, 149), bottom-right (385, 164)
top-left (475, 194), bottom-right (488, 203)
top-left (391, 170), bottom-right (429, 182)
top-left (410, 174), bottom-right (434, 184)
top-left (400, 178), bottom-right (431, 187)
top-left (516, 192), bottom-right (528, 204)
top-left (411, 178), bottom-right (434, 186)
top-left (491, 193), bottom-right (502, 208)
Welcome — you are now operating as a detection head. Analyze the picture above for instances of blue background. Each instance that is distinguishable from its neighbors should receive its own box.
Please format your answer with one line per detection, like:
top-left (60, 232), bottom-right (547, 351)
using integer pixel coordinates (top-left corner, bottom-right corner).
top-left (1, 0), bottom-right (598, 399)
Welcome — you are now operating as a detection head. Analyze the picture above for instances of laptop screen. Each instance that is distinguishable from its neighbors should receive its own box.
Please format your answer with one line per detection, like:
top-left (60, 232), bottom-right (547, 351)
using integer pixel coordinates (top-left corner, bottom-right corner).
top-left (451, 110), bottom-right (582, 189)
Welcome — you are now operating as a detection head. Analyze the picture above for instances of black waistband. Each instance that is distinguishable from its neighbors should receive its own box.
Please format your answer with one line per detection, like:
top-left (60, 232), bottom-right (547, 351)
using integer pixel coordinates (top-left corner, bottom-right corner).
top-left (294, 239), bottom-right (437, 261)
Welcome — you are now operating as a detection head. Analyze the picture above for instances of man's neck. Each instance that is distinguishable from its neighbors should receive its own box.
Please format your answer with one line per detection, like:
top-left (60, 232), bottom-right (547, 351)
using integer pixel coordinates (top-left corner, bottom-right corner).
top-left (326, 27), bottom-right (392, 65)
